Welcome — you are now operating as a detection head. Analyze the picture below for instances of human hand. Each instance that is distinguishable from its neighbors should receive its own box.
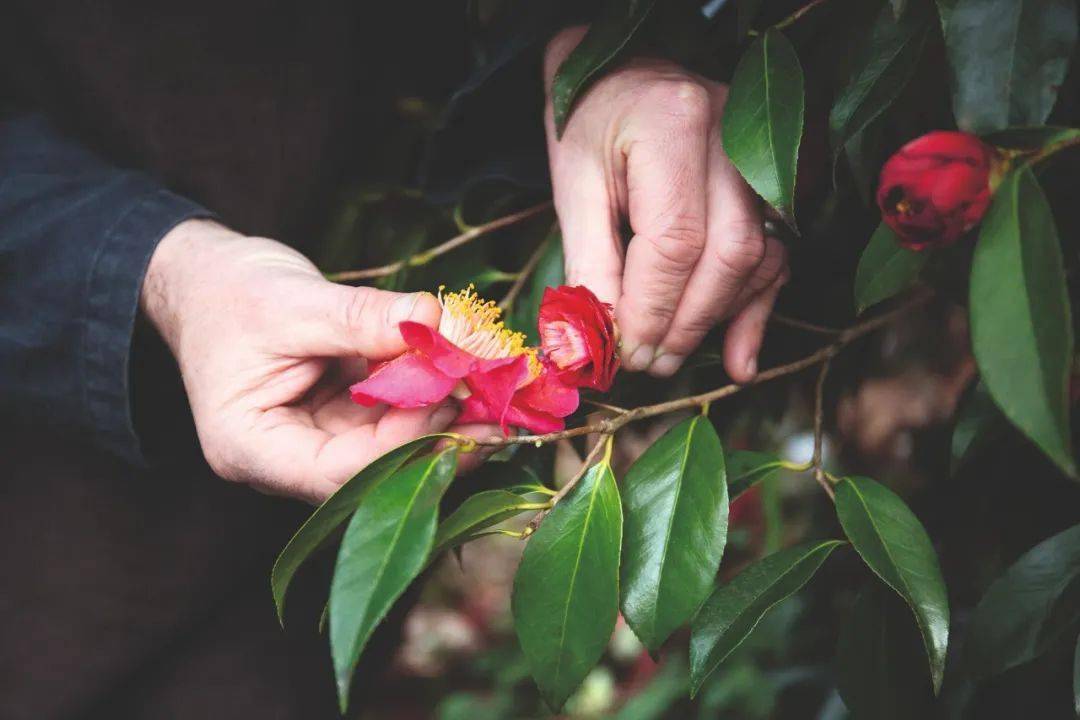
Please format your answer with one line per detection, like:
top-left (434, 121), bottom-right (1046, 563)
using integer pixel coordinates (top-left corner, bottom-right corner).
top-left (140, 219), bottom-right (492, 504)
top-left (544, 27), bottom-right (789, 382)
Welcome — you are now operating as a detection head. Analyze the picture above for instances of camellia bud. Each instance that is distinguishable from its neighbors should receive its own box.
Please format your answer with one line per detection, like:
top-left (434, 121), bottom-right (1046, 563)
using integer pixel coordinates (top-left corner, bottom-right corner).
top-left (876, 131), bottom-right (1005, 250)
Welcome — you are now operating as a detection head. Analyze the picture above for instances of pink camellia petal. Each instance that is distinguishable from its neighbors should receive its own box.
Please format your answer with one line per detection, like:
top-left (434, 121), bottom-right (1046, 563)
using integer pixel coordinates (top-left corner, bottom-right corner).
top-left (349, 350), bottom-right (457, 408)
top-left (516, 361), bottom-right (579, 418)
top-left (399, 321), bottom-right (478, 378)
top-left (465, 354), bottom-right (533, 433)
top-left (504, 405), bottom-right (565, 434)
top-left (457, 394), bottom-right (566, 434)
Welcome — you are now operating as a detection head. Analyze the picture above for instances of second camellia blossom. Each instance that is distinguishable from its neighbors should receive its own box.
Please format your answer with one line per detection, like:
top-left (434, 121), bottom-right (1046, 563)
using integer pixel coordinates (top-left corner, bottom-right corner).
top-left (350, 284), bottom-right (619, 434)
top-left (876, 131), bottom-right (1004, 250)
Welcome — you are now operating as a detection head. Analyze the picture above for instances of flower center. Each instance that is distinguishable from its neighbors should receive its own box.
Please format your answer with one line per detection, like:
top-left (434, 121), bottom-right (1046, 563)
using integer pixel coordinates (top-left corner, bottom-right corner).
top-left (541, 320), bottom-right (590, 370)
top-left (438, 285), bottom-right (540, 375)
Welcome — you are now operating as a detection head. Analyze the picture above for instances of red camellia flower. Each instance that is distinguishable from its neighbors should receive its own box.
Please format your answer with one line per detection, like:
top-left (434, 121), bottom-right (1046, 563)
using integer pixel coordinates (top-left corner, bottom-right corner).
top-left (538, 285), bottom-right (619, 391)
top-left (876, 131), bottom-right (1004, 250)
top-left (350, 287), bottom-right (579, 434)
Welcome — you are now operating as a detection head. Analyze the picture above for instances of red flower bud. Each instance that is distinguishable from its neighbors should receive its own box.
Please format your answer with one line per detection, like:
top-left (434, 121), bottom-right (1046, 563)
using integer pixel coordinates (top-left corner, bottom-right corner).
top-left (538, 285), bottom-right (620, 391)
top-left (876, 131), bottom-right (1003, 250)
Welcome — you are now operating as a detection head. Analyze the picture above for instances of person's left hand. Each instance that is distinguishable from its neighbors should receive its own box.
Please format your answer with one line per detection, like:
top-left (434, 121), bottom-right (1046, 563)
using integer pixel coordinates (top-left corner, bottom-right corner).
top-left (544, 27), bottom-right (789, 382)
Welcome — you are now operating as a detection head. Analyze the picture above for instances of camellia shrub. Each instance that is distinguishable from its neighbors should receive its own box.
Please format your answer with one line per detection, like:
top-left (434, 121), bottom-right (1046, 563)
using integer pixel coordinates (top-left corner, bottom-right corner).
top-left (270, 0), bottom-right (1080, 716)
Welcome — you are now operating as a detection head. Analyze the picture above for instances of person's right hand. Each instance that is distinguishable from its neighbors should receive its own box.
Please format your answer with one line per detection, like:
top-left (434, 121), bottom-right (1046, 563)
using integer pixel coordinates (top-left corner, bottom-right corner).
top-left (544, 28), bottom-right (789, 382)
top-left (140, 219), bottom-right (493, 504)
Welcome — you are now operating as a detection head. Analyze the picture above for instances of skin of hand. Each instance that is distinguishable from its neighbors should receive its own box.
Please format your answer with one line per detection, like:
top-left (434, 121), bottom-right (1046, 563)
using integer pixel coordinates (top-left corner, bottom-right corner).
top-left (544, 27), bottom-right (789, 382)
top-left (140, 219), bottom-right (494, 504)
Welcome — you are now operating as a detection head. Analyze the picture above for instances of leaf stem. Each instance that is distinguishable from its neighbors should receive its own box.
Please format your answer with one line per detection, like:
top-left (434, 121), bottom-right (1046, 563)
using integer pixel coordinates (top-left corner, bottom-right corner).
top-left (811, 357), bottom-right (836, 501)
top-left (326, 201), bottom-right (553, 282)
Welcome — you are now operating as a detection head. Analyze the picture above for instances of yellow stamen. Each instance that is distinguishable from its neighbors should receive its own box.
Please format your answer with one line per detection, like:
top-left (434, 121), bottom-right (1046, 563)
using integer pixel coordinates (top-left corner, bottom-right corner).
top-left (438, 285), bottom-right (540, 377)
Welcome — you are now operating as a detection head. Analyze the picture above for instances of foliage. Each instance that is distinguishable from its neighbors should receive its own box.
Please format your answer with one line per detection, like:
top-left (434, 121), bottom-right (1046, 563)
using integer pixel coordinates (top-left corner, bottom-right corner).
top-left (274, 0), bottom-right (1080, 715)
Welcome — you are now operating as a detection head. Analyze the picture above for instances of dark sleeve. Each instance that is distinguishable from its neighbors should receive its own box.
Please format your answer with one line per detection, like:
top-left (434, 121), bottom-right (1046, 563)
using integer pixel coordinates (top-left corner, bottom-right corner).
top-left (0, 114), bottom-right (213, 464)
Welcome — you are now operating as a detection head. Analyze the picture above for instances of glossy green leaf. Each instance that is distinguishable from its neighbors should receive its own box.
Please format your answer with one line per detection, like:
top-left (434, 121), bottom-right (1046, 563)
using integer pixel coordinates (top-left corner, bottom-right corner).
top-left (970, 168), bottom-right (1075, 477)
top-left (433, 489), bottom-right (544, 554)
top-left (835, 476), bottom-right (950, 693)
top-left (934, 0), bottom-right (958, 29)
top-left (551, 0), bottom-right (659, 136)
top-left (721, 28), bottom-right (805, 229)
top-left (830, 0), bottom-right (931, 154)
top-left (271, 434), bottom-right (448, 623)
top-left (950, 381), bottom-right (1007, 474)
top-left (726, 450), bottom-right (786, 500)
top-left (835, 581), bottom-right (935, 720)
top-left (945, 0), bottom-right (1078, 133)
top-left (330, 449), bottom-right (458, 711)
top-left (963, 523), bottom-right (1080, 679)
top-left (621, 416), bottom-right (729, 652)
top-left (689, 540), bottom-right (845, 694)
top-left (854, 223), bottom-right (927, 314)
top-left (508, 229), bottom-right (564, 344)
top-left (512, 457), bottom-right (623, 711)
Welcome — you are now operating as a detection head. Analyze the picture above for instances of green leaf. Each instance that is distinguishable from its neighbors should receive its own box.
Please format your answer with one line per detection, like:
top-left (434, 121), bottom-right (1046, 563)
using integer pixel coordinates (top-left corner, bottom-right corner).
top-left (433, 489), bottom-right (543, 554)
top-left (512, 456), bottom-right (623, 711)
top-left (621, 416), bottom-right (729, 652)
top-left (854, 223), bottom-right (927, 314)
top-left (721, 28), bottom-right (805, 229)
top-left (835, 581), bottom-right (935, 720)
top-left (551, 0), bottom-right (659, 136)
top-left (329, 449), bottom-right (458, 711)
top-left (934, 0), bottom-right (958, 30)
top-left (950, 381), bottom-right (1007, 474)
top-left (508, 229), bottom-right (564, 344)
top-left (689, 540), bottom-right (845, 694)
top-left (835, 476), bottom-right (950, 693)
top-left (890, 0), bottom-right (908, 16)
top-left (726, 450), bottom-right (786, 500)
top-left (829, 0), bottom-right (931, 155)
top-left (970, 168), bottom-right (1075, 477)
top-left (270, 434), bottom-right (447, 623)
top-left (944, 0), bottom-right (1078, 133)
top-left (963, 523), bottom-right (1080, 680)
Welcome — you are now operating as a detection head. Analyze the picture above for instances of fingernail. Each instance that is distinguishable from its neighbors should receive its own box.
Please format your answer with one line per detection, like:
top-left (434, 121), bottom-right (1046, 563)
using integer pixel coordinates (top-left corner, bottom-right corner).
top-left (429, 403), bottom-right (458, 430)
top-left (390, 293), bottom-right (422, 324)
top-left (628, 344), bottom-right (655, 371)
top-left (745, 356), bottom-right (758, 378)
top-left (650, 352), bottom-right (685, 377)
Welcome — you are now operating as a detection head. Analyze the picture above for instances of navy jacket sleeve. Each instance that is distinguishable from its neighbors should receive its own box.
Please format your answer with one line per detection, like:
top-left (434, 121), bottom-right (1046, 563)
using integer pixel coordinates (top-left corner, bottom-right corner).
top-left (0, 114), bottom-right (213, 463)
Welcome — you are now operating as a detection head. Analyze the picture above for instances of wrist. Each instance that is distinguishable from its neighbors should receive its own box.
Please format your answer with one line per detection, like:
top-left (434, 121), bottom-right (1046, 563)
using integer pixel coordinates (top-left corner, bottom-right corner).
top-left (140, 218), bottom-right (241, 355)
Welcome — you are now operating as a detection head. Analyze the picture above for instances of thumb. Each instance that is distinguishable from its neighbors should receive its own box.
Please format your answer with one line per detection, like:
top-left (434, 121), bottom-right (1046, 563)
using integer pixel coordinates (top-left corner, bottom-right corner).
top-left (285, 281), bottom-right (441, 361)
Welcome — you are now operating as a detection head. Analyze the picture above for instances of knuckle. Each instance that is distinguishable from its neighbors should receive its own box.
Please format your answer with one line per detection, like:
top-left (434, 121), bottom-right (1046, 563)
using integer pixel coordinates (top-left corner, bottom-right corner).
top-left (651, 80), bottom-right (712, 129)
top-left (715, 221), bottom-right (766, 277)
top-left (645, 224), bottom-right (706, 273)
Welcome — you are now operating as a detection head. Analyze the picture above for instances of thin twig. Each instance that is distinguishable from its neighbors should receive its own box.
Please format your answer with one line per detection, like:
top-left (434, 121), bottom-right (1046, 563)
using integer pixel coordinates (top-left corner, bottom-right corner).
top-left (327, 201), bottom-right (552, 282)
top-left (524, 435), bottom-right (611, 534)
top-left (811, 357), bottom-right (836, 501)
top-left (498, 234), bottom-right (552, 310)
top-left (470, 288), bottom-right (931, 449)
top-left (771, 313), bottom-right (842, 335)
top-left (773, 0), bottom-right (831, 29)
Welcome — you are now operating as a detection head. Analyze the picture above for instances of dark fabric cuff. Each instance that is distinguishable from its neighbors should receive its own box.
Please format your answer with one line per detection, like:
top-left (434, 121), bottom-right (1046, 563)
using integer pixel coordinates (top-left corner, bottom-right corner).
top-left (82, 189), bottom-right (212, 465)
